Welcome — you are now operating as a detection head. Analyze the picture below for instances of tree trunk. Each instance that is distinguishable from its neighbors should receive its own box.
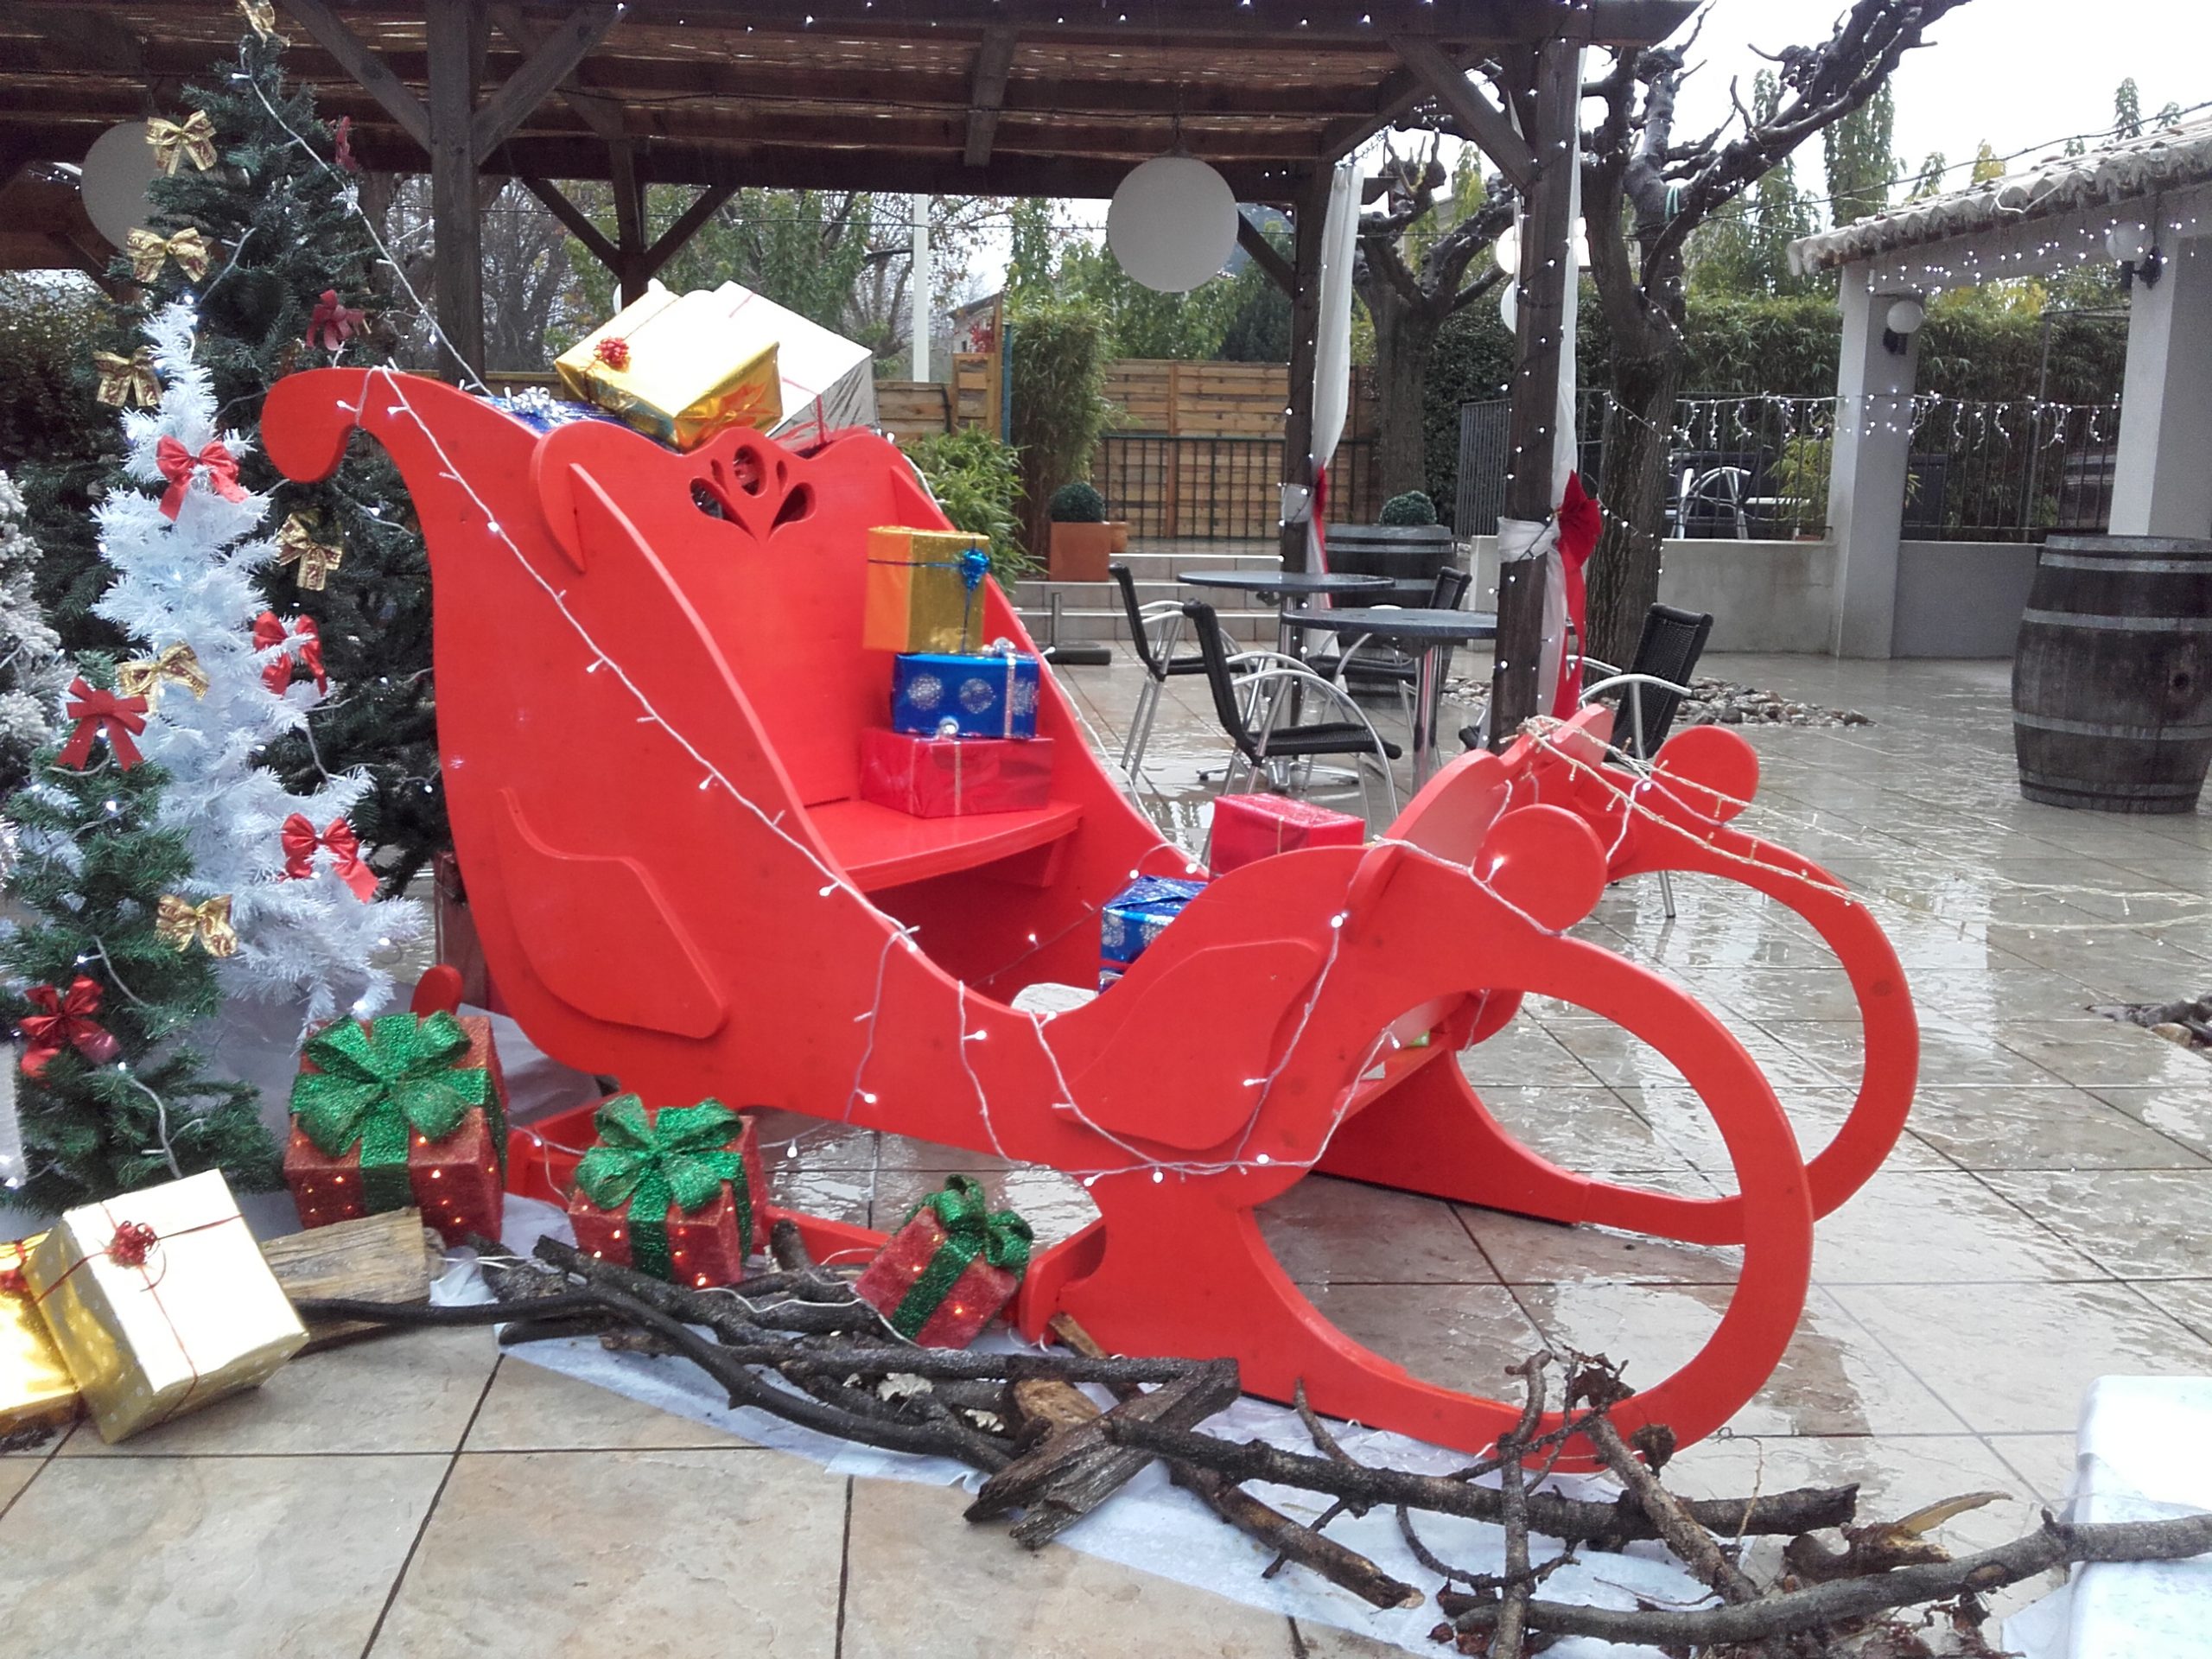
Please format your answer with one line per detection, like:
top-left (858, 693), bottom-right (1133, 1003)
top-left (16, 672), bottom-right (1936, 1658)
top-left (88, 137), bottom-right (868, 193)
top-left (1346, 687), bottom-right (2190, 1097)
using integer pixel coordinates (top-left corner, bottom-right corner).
top-left (1584, 349), bottom-right (1681, 669)
top-left (1367, 293), bottom-right (1442, 505)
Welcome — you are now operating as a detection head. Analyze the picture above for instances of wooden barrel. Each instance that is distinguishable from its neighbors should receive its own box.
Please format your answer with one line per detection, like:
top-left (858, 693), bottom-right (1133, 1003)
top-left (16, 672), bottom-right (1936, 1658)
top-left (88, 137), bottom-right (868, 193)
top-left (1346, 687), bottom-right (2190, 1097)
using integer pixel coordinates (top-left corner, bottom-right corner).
top-left (2012, 535), bottom-right (2212, 813)
top-left (1325, 524), bottom-right (1459, 607)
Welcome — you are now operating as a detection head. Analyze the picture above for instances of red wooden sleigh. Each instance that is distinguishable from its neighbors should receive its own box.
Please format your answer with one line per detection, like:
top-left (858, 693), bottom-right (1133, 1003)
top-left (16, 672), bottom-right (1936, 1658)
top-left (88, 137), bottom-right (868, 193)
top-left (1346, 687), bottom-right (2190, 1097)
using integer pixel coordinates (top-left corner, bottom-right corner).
top-left (264, 368), bottom-right (1916, 1462)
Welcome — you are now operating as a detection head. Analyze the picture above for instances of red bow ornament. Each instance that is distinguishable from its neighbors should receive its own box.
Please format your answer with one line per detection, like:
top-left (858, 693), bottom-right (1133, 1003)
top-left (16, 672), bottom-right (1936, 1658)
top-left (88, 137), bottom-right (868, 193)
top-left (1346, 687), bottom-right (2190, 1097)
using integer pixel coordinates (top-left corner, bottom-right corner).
top-left (56, 677), bottom-right (149, 770)
top-left (254, 613), bottom-right (327, 696)
top-left (593, 336), bottom-right (631, 372)
top-left (155, 436), bottom-right (248, 521)
top-left (307, 289), bottom-right (365, 354)
top-left (281, 814), bottom-right (378, 900)
top-left (19, 976), bottom-right (122, 1077)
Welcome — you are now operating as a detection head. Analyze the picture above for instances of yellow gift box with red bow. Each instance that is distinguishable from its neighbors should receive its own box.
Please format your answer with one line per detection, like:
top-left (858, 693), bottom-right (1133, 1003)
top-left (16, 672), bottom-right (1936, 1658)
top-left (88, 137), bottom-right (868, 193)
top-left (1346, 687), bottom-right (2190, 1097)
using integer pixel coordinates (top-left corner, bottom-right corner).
top-left (555, 284), bottom-right (782, 451)
top-left (0, 1236), bottom-right (80, 1436)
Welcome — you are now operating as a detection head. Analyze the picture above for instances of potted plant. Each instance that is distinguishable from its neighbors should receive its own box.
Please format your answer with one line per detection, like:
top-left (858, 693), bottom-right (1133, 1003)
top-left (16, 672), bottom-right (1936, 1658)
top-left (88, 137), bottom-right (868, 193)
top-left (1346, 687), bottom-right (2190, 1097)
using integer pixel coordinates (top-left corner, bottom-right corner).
top-left (1329, 490), bottom-right (1459, 605)
top-left (1046, 480), bottom-right (1116, 582)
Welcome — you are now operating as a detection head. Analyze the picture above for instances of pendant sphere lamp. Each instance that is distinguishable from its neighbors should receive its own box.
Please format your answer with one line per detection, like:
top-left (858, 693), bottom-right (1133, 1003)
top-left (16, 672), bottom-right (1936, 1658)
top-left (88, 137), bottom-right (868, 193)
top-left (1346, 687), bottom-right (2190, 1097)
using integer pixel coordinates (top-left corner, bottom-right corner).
top-left (1107, 155), bottom-right (1239, 294)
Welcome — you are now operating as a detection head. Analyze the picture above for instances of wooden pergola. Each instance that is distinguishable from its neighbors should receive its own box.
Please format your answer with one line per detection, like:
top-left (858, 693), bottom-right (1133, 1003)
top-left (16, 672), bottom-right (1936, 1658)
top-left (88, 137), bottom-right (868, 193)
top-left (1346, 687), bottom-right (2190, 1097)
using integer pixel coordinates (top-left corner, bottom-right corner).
top-left (0, 0), bottom-right (1694, 730)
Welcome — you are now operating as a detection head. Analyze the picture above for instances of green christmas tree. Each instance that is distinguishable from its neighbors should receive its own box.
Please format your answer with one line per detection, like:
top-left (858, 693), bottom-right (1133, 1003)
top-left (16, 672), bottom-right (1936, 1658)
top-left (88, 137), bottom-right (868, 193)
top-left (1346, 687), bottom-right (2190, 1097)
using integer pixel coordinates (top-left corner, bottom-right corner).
top-left (1, 662), bottom-right (279, 1211)
top-left (92, 26), bottom-right (446, 893)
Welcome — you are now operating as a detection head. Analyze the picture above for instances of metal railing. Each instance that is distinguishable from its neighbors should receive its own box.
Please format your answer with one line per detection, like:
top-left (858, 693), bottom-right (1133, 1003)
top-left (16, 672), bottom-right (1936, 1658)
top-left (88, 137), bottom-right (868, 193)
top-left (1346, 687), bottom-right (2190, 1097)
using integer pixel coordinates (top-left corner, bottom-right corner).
top-left (1455, 391), bottom-right (2121, 544)
top-left (1093, 435), bottom-right (1379, 543)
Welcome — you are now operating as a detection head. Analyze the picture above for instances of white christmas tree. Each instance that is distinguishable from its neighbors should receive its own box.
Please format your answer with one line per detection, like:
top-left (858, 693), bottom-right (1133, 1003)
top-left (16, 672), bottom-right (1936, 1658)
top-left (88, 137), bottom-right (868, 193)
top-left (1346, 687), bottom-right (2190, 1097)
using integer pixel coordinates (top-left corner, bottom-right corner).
top-left (92, 301), bottom-right (422, 1030)
top-left (0, 467), bottom-right (63, 792)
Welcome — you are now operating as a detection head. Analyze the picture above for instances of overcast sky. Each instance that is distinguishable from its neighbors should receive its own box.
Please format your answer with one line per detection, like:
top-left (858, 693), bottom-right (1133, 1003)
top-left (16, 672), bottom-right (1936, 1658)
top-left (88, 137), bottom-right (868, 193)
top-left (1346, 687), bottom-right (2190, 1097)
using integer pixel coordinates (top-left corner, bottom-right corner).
top-left (1670, 0), bottom-right (2209, 202)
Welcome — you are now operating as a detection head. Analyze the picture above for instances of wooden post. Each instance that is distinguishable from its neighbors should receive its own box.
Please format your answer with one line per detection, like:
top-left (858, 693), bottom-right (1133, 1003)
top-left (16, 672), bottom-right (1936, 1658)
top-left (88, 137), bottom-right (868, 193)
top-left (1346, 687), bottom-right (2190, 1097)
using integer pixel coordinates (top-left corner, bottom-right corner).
top-left (1488, 38), bottom-right (1579, 747)
top-left (609, 139), bottom-right (646, 301)
top-left (427, 0), bottom-right (487, 378)
top-left (1278, 168), bottom-right (1331, 574)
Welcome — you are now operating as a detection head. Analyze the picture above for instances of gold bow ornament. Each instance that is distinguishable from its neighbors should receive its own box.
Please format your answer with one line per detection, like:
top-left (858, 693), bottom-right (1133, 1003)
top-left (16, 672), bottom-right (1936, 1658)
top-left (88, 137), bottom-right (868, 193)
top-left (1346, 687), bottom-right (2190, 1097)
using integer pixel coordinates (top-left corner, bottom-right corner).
top-left (117, 644), bottom-right (211, 706)
top-left (126, 228), bottom-right (213, 285)
top-left (92, 348), bottom-right (162, 410)
top-left (146, 112), bottom-right (219, 176)
top-left (238, 0), bottom-right (282, 41)
top-left (156, 894), bottom-right (238, 960)
top-left (274, 515), bottom-right (343, 591)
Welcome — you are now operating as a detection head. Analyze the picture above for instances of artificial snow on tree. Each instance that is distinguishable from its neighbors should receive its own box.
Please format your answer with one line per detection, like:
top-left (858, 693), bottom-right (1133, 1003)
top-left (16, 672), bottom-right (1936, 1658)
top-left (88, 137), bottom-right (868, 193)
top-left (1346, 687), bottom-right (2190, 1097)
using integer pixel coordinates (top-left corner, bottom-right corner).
top-left (92, 301), bottom-right (421, 1037)
top-left (0, 664), bottom-right (278, 1212)
top-left (0, 468), bottom-right (64, 797)
top-left (91, 26), bottom-right (445, 892)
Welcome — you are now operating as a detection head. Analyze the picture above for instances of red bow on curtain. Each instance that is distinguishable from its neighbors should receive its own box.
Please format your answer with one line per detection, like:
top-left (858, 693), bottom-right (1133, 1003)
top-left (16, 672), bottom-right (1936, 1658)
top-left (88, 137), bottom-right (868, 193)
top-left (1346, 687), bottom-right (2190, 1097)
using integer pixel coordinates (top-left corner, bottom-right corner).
top-left (155, 436), bottom-right (247, 521)
top-left (280, 814), bottom-right (378, 900)
top-left (254, 613), bottom-right (327, 696)
top-left (56, 678), bottom-right (149, 770)
top-left (18, 977), bottom-right (122, 1076)
top-left (1551, 472), bottom-right (1604, 720)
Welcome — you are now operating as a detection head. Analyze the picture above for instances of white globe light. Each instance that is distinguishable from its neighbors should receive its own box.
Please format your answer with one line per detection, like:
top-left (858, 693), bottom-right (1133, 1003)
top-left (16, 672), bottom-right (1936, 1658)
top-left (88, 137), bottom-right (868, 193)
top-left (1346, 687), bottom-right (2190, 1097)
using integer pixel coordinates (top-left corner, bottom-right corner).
top-left (1107, 156), bottom-right (1239, 294)
top-left (1885, 296), bottom-right (1926, 336)
top-left (1499, 282), bottom-right (1518, 332)
top-left (79, 121), bottom-right (162, 251)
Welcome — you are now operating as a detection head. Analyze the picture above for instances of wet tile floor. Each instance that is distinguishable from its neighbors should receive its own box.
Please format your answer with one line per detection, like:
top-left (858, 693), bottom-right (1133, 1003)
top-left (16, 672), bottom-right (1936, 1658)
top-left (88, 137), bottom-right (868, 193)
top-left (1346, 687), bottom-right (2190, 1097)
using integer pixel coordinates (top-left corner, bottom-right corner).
top-left (4, 652), bottom-right (2208, 1656)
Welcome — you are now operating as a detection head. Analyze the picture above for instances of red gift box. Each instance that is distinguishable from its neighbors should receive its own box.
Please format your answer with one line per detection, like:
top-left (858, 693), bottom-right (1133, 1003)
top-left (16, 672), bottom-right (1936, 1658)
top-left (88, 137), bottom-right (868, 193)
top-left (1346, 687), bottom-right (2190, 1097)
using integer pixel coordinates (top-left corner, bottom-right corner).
top-left (1209, 792), bottom-right (1365, 874)
top-left (284, 1013), bottom-right (509, 1246)
top-left (858, 728), bottom-right (1055, 818)
top-left (853, 1176), bottom-right (1031, 1348)
top-left (566, 1103), bottom-right (771, 1288)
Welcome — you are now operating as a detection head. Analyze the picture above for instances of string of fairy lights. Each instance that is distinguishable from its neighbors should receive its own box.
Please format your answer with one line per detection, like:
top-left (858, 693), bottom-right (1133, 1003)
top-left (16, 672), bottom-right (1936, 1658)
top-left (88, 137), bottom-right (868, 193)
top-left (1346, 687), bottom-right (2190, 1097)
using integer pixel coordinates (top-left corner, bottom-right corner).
top-left (81, 32), bottom-right (2200, 1239)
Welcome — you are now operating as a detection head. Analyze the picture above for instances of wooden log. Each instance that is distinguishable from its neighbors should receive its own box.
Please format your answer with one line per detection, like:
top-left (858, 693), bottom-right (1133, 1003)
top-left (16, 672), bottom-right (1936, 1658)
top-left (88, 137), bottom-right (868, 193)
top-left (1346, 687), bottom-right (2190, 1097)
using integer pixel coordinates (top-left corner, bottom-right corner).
top-left (261, 1210), bottom-right (441, 1351)
top-left (964, 1358), bottom-right (1240, 1542)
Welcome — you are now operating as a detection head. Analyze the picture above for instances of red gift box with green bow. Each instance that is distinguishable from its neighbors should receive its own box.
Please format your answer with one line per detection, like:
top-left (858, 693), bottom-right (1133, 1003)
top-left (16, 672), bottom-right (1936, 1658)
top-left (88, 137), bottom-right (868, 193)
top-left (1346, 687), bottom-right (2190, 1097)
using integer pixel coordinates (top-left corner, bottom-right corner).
top-left (284, 1012), bottom-right (509, 1245)
top-left (565, 1096), bottom-right (770, 1287)
top-left (854, 1175), bottom-right (1033, 1348)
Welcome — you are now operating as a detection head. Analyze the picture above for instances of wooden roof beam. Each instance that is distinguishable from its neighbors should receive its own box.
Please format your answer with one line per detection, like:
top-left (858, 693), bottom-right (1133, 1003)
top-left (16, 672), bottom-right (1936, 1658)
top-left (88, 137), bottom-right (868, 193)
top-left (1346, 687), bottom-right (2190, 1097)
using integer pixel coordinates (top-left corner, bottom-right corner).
top-left (279, 0), bottom-right (432, 152)
top-left (962, 26), bottom-right (1017, 168)
top-left (0, 5), bottom-right (145, 79)
top-left (1235, 213), bottom-right (1294, 296)
top-left (1392, 37), bottom-right (1534, 189)
top-left (487, 3), bottom-right (627, 142)
top-left (520, 172), bottom-right (616, 268)
top-left (472, 3), bottom-right (624, 164)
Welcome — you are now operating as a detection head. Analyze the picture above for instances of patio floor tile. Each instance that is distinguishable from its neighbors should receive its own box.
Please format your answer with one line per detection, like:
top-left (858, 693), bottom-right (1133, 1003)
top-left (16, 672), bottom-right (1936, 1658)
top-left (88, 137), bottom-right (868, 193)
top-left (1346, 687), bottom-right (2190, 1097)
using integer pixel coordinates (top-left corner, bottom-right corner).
top-left (0, 1452), bottom-right (445, 1658)
top-left (368, 1449), bottom-right (845, 1657)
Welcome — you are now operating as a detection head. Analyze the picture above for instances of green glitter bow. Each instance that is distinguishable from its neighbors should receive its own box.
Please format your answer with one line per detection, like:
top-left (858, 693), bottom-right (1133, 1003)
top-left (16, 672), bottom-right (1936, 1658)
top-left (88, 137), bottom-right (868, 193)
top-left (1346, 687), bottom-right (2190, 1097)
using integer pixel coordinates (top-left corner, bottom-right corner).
top-left (573, 1096), bottom-right (751, 1281)
top-left (289, 1012), bottom-right (490, 1213)
top-left (889, 1175), bottom-right (1033, 1340)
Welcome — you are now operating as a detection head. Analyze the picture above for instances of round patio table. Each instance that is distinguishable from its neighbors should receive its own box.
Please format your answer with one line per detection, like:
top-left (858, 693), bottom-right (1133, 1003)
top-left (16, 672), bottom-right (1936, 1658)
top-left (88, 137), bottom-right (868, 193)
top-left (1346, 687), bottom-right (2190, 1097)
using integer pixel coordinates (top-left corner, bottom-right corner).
top-left (1177, 569), bottom-right (1392, 660)
top-left (1294, 607), bottom-right (1499, 787)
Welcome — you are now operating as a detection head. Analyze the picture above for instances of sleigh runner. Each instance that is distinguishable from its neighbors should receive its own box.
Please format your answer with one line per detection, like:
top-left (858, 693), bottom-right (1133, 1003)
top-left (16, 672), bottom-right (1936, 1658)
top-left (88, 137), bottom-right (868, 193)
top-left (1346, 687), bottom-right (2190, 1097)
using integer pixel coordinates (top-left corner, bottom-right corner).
top-left (264, 367), bottom-right (1917, 1462)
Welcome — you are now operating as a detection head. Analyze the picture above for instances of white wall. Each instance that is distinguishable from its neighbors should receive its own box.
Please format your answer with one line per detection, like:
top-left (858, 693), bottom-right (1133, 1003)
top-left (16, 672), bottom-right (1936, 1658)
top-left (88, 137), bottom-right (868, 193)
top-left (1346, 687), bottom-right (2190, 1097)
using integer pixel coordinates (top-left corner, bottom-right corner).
top-left (1469, 535), bottom-right (2029, 659)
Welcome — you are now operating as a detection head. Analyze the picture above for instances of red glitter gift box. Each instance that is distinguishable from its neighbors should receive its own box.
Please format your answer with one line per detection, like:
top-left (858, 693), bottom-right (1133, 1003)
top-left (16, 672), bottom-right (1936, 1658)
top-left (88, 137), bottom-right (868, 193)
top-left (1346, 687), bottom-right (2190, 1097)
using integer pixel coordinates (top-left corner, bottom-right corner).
top-left (1209, 792), bottom-right (1365, 875)
top-left (858, 728), bottom-right (1055, 818)
top-left (565, 1097), bottom-right (771, 1288)
top-left (283, 1012), bottom-right (508, 1246)
top-left (854, 1175), bottom-right (1032, 1348)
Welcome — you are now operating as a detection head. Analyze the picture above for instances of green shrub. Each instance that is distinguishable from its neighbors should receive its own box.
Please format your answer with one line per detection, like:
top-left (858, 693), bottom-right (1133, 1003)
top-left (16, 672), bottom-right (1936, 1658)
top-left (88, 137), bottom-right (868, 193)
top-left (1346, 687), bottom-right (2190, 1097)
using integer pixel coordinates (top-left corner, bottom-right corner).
top-left (902, 426), bottom-right (1028, 579)
top-left (1379, 490), bottom-right (1438, 527)
top-left (1048, 480), bottom-right (1106, 523)
top-left (1008, 302), bottom-right (1113, 560)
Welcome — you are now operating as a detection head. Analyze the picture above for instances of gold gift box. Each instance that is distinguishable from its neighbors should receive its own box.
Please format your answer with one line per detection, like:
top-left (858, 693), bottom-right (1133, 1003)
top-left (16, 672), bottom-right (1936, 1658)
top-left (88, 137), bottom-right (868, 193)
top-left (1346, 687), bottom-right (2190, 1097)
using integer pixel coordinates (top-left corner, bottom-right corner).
top-left (863, 526), bottom-right (994, 655)
top-left (0, 1236), bottom-right (80, 1435)
top-left (25, 1170), bottom-right (308, 1443)
top-left (555, 285), bottom-right (783, 451)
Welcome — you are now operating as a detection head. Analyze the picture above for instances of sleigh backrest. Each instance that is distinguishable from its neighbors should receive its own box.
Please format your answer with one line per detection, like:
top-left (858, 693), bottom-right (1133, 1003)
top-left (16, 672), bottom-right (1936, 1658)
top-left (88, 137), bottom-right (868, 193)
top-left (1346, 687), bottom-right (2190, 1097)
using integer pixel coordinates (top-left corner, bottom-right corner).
top-left (533, 421), bottom-right (963, 810)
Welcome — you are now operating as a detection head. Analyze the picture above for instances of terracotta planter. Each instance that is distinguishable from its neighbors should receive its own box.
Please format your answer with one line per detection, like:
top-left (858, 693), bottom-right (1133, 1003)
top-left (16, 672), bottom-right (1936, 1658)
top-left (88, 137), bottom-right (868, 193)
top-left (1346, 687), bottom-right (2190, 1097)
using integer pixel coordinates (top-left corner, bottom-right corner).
top-left (1048, 521), bottom-right (1116, 582)
top-left (1108, 520), bottom-right (1130, 554)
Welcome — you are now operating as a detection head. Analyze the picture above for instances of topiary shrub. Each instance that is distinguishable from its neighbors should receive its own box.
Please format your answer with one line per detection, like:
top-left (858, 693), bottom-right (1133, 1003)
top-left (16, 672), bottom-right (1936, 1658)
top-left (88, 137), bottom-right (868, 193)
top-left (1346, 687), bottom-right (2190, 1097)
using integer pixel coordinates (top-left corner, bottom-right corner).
top-left (1048, 480), bottom-right (1106, 523)
top-left (1380, 490), bottom-right (1439, 527)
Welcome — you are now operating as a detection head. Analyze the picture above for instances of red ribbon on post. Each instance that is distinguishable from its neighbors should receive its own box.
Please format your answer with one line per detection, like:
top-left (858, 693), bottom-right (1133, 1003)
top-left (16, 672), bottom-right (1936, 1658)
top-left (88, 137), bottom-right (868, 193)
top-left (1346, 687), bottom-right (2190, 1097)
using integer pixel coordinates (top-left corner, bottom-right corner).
top-left (19, 976), bottom-right (122, 1076)
top-left (154, 436), bottom-right (247, 521)
top-left (281, 814), bottom-right (378, 900)
top-left (56, 677), bottom-right (149, 770)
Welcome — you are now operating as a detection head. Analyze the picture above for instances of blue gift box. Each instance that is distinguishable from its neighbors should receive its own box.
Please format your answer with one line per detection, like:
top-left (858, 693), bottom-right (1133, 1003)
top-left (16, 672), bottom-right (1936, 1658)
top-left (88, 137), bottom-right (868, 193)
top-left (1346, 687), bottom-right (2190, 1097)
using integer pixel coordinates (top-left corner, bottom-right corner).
top-left (1099, 876), bottom-right (1208, 970)
top-left (891, 650), bottom-right (1041, 740)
